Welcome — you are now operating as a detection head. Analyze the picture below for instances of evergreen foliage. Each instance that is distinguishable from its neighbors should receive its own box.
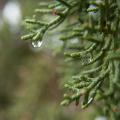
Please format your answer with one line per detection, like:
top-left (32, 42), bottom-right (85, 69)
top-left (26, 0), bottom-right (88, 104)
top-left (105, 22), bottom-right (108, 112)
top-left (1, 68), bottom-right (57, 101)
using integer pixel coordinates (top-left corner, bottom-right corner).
top-left (22, 0), bottom-right (120, 119)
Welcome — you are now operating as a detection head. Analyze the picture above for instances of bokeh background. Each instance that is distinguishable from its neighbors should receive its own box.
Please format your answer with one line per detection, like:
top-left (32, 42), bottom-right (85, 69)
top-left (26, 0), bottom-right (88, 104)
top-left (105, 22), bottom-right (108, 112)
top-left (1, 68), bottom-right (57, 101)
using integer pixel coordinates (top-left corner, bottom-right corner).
top-left (0, 0), bottom-right (103, 120)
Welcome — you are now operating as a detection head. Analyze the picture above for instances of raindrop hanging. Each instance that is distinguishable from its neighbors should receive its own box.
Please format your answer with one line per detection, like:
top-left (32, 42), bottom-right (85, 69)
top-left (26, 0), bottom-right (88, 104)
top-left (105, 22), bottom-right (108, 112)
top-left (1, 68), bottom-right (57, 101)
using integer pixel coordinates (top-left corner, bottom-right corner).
top-left (32, 41), bottom-right (43, 48)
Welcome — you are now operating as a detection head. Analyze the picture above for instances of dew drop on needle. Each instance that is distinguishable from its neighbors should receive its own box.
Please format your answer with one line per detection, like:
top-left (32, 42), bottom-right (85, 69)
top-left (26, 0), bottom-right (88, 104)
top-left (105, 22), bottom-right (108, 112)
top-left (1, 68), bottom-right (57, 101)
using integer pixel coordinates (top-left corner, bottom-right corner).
top-left (32, 41), bottom-right (43, 48)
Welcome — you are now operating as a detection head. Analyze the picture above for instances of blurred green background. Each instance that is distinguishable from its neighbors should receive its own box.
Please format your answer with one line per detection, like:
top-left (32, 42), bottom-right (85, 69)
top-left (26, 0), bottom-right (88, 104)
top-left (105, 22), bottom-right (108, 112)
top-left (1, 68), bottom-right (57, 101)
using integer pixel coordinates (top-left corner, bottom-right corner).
top-left (0, 0), bottom-right (100, 120)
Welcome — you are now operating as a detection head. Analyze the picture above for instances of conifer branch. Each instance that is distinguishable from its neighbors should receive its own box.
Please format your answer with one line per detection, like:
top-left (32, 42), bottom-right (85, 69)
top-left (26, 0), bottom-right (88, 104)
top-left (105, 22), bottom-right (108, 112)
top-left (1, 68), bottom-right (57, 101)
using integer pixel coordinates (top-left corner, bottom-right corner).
top-left (22, 0), bottom-right (120, 119)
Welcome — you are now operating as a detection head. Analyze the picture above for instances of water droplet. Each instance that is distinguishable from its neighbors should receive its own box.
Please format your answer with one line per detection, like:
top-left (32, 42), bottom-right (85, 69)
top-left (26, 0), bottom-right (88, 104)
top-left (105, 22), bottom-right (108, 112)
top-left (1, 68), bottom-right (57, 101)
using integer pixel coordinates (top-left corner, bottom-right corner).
top-left (32, 41), bottom-right (43, 48)
top-left (88, 5), bottom-right (100, 20)
top-left (81, 55), bottom-right (92, 65)
top-left (89, 58), bottom-right (92, 63)
top-left (95, 116), bottom-right (107, 120)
